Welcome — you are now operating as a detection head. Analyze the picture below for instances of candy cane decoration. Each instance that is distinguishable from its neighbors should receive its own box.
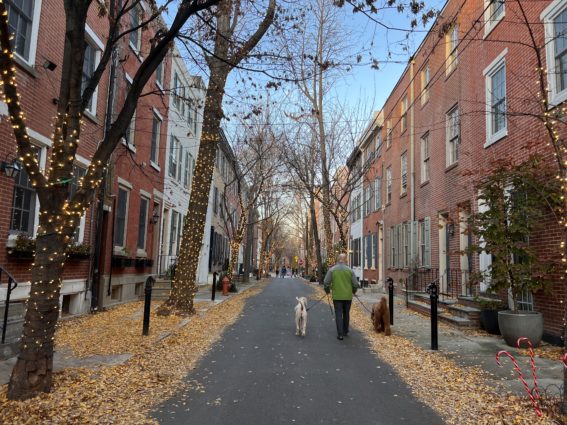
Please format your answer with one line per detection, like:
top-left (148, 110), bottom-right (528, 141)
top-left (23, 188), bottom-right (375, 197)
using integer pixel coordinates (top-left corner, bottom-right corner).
top-left (496, 350), bottom-right (542, 417)
top-left (562, 352), bottom-right (567, 369)
top-left (516, 337), bottom-right (540, 401)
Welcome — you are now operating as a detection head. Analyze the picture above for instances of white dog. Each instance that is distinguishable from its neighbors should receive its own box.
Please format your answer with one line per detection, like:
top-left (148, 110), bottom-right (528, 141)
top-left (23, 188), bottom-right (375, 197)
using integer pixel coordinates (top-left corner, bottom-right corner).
top-left (295, 296), bottom-right (308, 336)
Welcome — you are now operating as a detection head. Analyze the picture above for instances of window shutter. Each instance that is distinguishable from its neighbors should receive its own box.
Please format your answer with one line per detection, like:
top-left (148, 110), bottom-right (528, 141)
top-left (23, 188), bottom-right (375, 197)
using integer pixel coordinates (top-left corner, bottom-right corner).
top-left (387, 229), bottom-right (391, 268)
top-left (424, 217), bottom-right (431, 267)
top-left (366, 235), bottom-right (372, 269)
top-left (412, 221), bottom-right (418, 266)
top-left (396, 224), bottom-right (401, 269)
top-left (373, 233), bottom-right (378, 269)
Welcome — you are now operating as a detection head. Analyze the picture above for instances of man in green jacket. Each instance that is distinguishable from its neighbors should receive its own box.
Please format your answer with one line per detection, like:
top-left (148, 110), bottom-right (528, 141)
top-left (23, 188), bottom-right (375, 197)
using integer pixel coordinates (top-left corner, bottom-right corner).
top-left (324, 253), bottom-right (359, 340)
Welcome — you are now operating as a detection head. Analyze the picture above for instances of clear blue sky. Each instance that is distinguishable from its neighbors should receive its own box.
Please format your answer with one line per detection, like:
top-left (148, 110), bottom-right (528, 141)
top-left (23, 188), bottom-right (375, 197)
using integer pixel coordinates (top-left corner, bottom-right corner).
top-left (158, 0), bottom-right (447, 136)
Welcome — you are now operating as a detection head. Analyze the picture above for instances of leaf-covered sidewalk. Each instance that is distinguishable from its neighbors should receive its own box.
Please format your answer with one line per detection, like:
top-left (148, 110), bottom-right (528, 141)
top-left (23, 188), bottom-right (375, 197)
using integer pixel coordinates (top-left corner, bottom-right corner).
top-left (0, 281), bottom-right (268, 424)
top-left (348, 291), bottom-right (566, 425)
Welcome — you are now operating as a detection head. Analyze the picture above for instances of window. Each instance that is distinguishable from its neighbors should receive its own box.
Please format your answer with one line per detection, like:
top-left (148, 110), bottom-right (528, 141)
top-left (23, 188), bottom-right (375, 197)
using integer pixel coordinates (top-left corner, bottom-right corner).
top-left (188, 103), bottom-right (194, 130)
top-left (400, 96), bottom-right (408, 133)
top-left (485, 53), bottom-right (507, 145)
top-left (70, 165), bottom-right (87, 243)
top-left (363, 185), bottom-right (371, 216)
top-left (169, 210), bottom-right (178, 256)
top-left (173, 72), bottom-right (180, 109)
top-left (124, 81), bottom-right (136, 149)
top-left (137, 197), bottom-right (149, 251)
top-left (401, 152), bottom-right (407, 195)
top-left (352, 238), bottom-right (361, 267)
top-left (419, 218), bottom-right (431, 267)
top-left (129, 3), bottom-right (142, 53)
top-left (155, 60), bottom-right (163, 88)
top-left (10, 146), bottom-right (39, 235)
top-left (421, 65), bottom-right (430, 105)
top-left (421, 132), bottom-right (430, 183)
top-left (213, 186), bottom-right (218, 215)
top-left (82, 43), bottom-right (97, 113)
top-left (150, 112), bottom-right (161, 165)
top-left (485, 0), bottom-right (505, 36)
top-left (184, 151), bottom-right (192, 188)
top-left (543, 0), bottom-right (567, 105)
top-left (365, 234), bottom-right (372, 269)
top-left (386, 120), bottom-right (392, 147)
top-left (114, 187), bottom-right (129, 248)
top-left (375, 131), bottom-right (382, 158)
top-left (446, 105), bottom-right (460, 166)
top-left (386, 167), bottom-right (392, 204)
top-left (446, 25), bottom-right (458, 74)
top-left (516, 290), bottom-right (534, 312)
top-left (372, 233), bottom-right (378, 269)
top-left (374, 177), bottom-right (381, 210)
top-left (6, 0), bottom-right (39, 63)
top-left (168, 136), bottom-right (179, 178)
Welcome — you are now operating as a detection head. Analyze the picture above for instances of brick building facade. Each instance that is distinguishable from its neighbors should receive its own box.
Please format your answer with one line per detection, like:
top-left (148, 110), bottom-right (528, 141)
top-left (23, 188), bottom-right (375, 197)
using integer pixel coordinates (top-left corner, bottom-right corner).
top-left (350, 0), bottom-right (566, 342)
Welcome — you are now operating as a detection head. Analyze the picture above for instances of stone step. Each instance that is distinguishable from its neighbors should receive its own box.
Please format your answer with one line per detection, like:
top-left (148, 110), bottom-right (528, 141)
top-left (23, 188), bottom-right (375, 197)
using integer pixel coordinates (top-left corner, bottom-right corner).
top-left (445, 304), bottom-right (480, 322)
top-left (414, 293), bottom-right (458, 306)
top-left (0, 302), bottom-right (25, 319)
top-left (407, 300), bottom-right (477, 328)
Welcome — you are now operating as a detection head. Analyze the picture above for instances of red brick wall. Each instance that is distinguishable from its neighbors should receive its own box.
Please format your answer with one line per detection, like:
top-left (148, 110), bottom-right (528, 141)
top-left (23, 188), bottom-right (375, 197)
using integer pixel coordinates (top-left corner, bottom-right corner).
top-left (362, 0), bottom-right (565, 339)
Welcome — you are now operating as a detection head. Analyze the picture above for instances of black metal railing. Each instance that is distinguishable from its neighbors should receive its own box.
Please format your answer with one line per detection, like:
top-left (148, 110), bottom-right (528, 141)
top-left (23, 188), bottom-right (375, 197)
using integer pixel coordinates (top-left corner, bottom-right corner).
top-left (406, 268), bottom-right (478, 302)
top-left (0, 266), bottom-right (18, 344)
top-left (157, 255), bottom-right (177, 278)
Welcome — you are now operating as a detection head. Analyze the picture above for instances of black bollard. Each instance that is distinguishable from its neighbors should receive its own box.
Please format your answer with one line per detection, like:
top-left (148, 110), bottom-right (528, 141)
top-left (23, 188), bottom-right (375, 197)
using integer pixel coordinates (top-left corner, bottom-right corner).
top-left (428, 280), bottom-right (438, 350)
top-left (387, 277), bottom-right (394, 326)
top-left (142, 276), bottom-right (155, 336)
top-left (212, 272), bottom-right (218, 301)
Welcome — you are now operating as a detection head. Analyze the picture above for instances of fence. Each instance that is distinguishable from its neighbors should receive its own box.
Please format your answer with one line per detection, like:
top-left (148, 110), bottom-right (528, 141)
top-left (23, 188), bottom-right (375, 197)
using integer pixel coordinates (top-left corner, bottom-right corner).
top-left (405, 268), bottom-right (478, 302)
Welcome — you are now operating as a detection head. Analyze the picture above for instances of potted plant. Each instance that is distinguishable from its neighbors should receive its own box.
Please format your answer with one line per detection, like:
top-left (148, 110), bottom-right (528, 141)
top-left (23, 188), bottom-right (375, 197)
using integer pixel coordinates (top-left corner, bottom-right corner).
top-left (474, 297), bottom-right (505, 335)
top-left (468, 157), bottom-right (560, 347)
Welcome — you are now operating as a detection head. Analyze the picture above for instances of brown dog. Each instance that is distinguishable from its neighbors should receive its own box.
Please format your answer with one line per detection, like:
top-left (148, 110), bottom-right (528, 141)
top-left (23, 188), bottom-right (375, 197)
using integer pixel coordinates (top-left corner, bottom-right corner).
top-left (371, 296), bottom-right (391, 336)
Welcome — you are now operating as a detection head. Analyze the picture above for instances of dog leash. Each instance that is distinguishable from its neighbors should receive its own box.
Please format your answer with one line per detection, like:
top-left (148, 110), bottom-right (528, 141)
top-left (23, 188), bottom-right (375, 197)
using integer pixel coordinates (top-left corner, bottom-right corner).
top-left (354, 294), bottom-right (373, 314)
top-left (306, 294), bottom-right (327, 311)
top-left (326, 293), bottom-right (335, 320)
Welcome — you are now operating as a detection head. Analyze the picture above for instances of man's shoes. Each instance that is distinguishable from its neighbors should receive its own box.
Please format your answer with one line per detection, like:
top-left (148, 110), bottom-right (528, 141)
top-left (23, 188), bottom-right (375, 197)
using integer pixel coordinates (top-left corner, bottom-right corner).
top-left (344, 331), bottom-right (349, 336)
top-left (337, 335), bottom-right (344, 340)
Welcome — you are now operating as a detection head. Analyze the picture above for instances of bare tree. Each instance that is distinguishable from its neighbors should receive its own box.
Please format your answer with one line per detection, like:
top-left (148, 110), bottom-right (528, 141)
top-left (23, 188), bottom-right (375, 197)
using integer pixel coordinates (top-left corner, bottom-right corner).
top-left (161, 0), bottom-right (276, 314)
top-left (0, 0), bottom-right (222, 400)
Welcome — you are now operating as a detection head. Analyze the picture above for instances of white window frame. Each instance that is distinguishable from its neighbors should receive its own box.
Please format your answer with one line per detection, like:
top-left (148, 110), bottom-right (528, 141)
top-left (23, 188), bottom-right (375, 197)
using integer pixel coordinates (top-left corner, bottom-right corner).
top-left (421, 65), bottom-right (430, 105)
top-left (7, 0), bottom-right (42, 67)
top-left (374, 177), bottom-right (381, 210)
top-left (72, 155), bottom-right (90, 243)
top-left (484, 49), bottom-right (508, 147)
top-left (400, 95), bottom-right (408, 133)
top-left (400, 152), bottom-right (407, 195)
top-left (129, 2), bottom-right (143, 58)
top-left (446, 25), bottom-right (459, 75)
top-left (542, 0), bottom-right (567, 106)
top-left (137, 193), bottom-right (150, 255)
top-left (123, 73), bottom-right (136, 152)
top-left (150, 108), bottom-right (162, 169)
top-left (386, 166), bottom-right (392, 204)
top-left (113, 183), bottom-right (130, 252)
top-left (484, 0), bottom-right (505, 38)
top-left (446, 105), bottom-right (460, 167)
top-left (421, 132), bottom-right (430, 183)
top-left (83, 24), bottom-right (104, 117)
top-left (386, 120), bottom-right (392, 147)
top-left (155, 60), bottom-right (164, 91)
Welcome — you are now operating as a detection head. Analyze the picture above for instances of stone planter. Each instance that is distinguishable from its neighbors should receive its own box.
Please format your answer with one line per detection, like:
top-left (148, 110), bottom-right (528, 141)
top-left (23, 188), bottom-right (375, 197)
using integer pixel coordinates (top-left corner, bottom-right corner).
top-left (498, 310), bottom-right (543, 348)
top-left (480, 309), bottom-right (501, 335)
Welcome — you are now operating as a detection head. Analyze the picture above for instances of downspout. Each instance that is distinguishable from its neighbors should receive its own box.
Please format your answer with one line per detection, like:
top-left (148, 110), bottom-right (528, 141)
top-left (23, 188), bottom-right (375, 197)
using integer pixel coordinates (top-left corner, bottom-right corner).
top-left (409, 57), bottom-right (416, 263)
top-left (90, 25), bottom-right (119, 310)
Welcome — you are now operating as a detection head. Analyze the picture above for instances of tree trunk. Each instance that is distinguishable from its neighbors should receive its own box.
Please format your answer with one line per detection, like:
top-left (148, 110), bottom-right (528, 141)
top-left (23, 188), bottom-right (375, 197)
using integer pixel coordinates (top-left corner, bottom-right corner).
top-left (164, 64), bottom-right (228, 313)
top-left (7, 213), bottom-right (68, 399)
top-left (243, 208), bottom-right (256, 282)
top-left (227, 218), bottom-right (246, 277)
top-left (310, 194), bottom-right (324, 284)
top-left (304, 212), bottom-right (310, 275)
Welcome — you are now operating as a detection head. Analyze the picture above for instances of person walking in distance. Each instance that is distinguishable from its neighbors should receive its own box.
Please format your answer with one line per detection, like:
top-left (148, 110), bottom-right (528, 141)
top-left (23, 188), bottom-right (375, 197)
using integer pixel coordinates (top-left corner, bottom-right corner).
top-left (324, 253), bottom-right (359, 340)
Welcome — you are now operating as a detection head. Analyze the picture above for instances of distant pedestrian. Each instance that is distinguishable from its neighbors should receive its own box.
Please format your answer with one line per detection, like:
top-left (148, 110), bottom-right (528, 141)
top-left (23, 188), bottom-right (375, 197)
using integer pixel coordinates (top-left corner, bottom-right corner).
top-left (281, 266), bottom-right (287, 278)
top-left (324, 253), bottom-right (359, 340)
top-left (276, 269), bottom-right (280, 278)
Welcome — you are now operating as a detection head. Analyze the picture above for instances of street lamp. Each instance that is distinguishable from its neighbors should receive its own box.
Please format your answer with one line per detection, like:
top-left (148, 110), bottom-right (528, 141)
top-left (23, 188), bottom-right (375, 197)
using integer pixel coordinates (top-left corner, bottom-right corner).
top-left (0, 159), bottom-right (22, 179)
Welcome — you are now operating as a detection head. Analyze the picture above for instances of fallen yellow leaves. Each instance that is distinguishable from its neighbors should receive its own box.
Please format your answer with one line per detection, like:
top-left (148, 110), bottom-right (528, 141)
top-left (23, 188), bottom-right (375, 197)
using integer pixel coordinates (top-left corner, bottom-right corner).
top-left (0, 282), bottom-right (268, 424)
top-left (348, 298), bottom-right (562, 425)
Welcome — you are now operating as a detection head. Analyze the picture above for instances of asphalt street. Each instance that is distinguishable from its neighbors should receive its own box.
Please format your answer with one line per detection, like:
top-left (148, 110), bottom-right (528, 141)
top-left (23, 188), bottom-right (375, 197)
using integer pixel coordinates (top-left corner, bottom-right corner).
top-left (153, 278), bottom-right (445, 425)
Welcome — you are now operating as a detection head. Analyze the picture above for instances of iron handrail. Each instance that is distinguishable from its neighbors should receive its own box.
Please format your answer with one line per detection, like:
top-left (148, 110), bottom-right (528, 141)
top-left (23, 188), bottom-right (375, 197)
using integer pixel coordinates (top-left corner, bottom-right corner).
top-left (0, 265), bottom-right (19, 344)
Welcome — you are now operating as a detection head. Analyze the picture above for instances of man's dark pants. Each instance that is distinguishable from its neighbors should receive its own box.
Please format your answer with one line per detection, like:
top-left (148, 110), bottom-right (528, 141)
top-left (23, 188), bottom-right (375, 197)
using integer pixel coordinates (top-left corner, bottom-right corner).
top-left (333, 300), bottom-right (352, 337)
